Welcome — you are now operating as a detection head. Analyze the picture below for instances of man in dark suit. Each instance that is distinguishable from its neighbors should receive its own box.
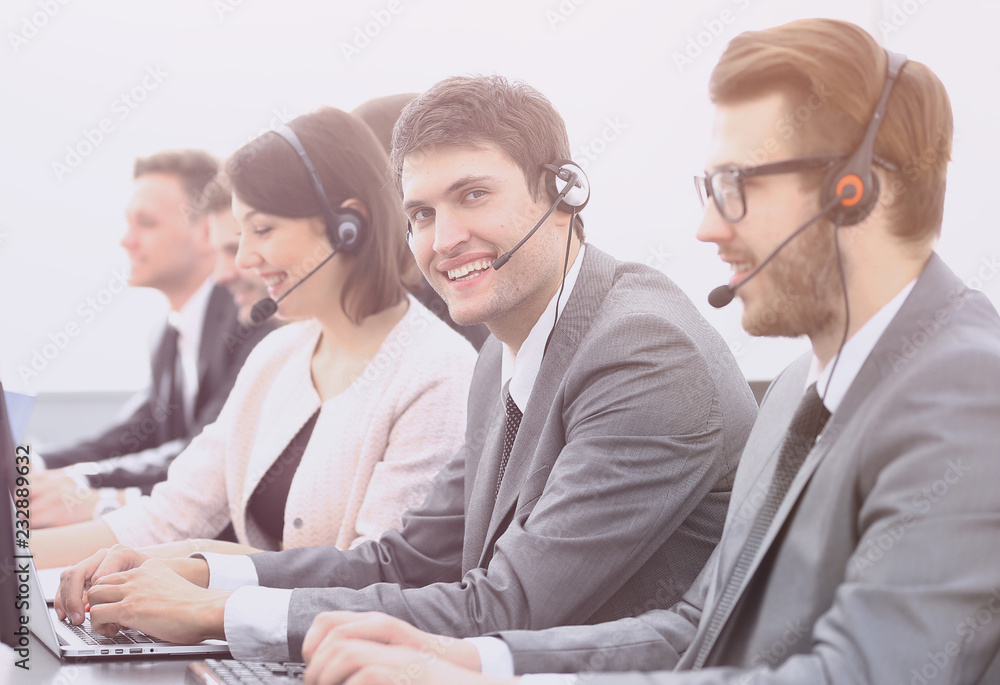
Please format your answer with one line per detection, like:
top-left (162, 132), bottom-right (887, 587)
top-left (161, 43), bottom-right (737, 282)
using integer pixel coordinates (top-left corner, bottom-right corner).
top-left (293, 19), bottom-right (1000, 685)
top-left (56, 77), bottom-right (757, 663)
top-left (32, 150), bottom-right (275, 528)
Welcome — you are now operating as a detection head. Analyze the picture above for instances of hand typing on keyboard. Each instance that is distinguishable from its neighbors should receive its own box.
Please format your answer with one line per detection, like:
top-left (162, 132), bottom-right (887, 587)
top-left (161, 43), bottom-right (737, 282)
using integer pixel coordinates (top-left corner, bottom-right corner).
top-left (55, 545), bottom-right (231, 644)
top-left (298, 611), bottom-right (506, 684)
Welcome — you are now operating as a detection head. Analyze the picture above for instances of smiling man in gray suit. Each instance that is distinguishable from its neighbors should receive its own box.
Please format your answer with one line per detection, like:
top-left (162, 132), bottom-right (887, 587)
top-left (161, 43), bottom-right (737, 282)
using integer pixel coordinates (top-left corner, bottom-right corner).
top-left (292, 19), bottom-right (1000, 685)
top-left (57, 76), bottom-right (757, 661)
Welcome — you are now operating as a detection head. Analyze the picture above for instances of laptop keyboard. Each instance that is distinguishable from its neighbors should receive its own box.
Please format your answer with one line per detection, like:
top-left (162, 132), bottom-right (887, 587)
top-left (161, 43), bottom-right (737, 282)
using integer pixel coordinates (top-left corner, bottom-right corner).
top-left (192, 658), bottom-right (306, 683)
top-left (63, 617), bottom-right (170, 646)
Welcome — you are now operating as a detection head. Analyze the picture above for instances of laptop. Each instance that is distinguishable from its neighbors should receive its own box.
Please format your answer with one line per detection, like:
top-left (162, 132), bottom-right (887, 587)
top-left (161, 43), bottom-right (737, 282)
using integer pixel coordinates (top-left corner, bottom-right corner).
top-left (0, 383), bottom-right (229, 660)
top-left (24, 555), bottom-right (230, 659)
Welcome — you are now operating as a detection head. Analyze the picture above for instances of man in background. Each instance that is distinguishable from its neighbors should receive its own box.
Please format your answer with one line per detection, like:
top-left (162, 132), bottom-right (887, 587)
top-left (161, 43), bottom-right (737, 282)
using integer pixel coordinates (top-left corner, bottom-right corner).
top-left (32, 150), bottom-right (275, 527)
top-left (202, 169), bottom-right (271, 325)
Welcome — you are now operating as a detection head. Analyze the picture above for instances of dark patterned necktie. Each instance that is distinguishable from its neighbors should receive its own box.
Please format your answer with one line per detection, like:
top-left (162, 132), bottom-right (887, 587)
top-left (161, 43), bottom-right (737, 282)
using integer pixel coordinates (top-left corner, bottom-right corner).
top-left (694, 382), bottom-right (831, 669)
top-left (495, 391), bottom-right (523, 497)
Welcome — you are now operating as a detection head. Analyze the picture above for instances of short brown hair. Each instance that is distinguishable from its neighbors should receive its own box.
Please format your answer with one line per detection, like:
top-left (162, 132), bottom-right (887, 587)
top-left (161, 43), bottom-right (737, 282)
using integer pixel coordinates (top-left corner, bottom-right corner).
top-left (196, 168), bottom-right (234, 217)
top-left (391, 75), bottom-right (584, 238)
top-left (353, 93), bottom-right (419, 156)
top-left (133, 149), bottom-right (219, 220)
top-left (353, 93), bottom-right (425, 290)
top-left (228, 107), bottom-right (407, 324)
top-left (709, 19), bottom-right (953, 243)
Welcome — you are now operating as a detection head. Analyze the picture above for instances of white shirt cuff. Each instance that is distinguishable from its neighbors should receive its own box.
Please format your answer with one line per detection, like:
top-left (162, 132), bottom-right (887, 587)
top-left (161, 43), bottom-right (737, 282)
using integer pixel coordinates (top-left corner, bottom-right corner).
top-left (224, 585), bottom-right (293, 661)
top-left (122, 487), bottom-right (142, 506)
top-left (521, 676), bottom-right (579, 685)
top-left (467, 636), bottom-right (515, 676)
top-left (196, 552), bottom-right (259, 591)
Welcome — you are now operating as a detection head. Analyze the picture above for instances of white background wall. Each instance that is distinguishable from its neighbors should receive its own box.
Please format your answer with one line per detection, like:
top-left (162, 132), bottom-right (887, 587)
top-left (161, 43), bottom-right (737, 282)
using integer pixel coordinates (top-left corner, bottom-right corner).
top-left (1, 0), bottom-right (997, 394)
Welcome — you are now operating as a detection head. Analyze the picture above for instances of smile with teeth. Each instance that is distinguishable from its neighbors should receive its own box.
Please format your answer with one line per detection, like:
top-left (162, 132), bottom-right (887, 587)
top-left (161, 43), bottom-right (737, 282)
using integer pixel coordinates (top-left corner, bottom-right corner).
top-left (261, 273), bottom-right (287, 295)
top-left (447, 259), bottom-right (493, 282)
top-left (728, 259), bottom-right (755, 286)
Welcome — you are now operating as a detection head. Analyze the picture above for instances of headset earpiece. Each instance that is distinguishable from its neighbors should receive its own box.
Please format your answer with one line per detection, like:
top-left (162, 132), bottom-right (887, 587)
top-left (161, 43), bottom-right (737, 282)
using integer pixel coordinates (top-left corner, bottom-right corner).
top-left (543, 159), bottom-right (590, 213)
top-left (331, 206), bottom-right (365, 252)
top-left (818, 49), bottom-right (908, 227)
top-left (820, 161), bottom-right (882, 226)
top-left (273, 125), bottom-right (367, 254)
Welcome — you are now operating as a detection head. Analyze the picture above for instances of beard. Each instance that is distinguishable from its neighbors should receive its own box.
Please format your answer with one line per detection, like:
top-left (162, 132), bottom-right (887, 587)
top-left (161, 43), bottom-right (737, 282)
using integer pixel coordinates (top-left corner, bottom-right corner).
top-left (741, 221), bottom-right (844, 340)
top-left (431, 225), bottom-right (568, 332)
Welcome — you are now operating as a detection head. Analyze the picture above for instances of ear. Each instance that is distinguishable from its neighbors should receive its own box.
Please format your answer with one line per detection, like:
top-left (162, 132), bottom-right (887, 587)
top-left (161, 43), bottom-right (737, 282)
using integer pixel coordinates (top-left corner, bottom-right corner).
top-left (551, 206), bottom-right (573, 230)
top-left (191, 213), bottom-right (212, 250)
top-left (339, 198), bottom-right (370, 225)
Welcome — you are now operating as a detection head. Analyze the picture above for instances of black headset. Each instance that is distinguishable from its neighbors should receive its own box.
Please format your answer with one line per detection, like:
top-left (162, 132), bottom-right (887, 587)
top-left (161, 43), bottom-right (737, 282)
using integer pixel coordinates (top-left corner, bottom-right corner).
top-left (273, 125), bottom-right (366, 253)
top-left (819, 49), bottom-right (909, 226)
top-left (404, 157), bottom-right (590, 252)
top-left (543, 159), bottom-right (590, 213)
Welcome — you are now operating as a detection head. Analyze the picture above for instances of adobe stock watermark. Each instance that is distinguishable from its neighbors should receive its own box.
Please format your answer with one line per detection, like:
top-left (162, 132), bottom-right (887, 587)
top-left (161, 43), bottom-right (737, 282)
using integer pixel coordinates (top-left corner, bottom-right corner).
top-left (545, 0), bottom-right (588, 31)
top-left (340, 0), bottom-right (404, 64)
top-left (850, 458), bottom-right (970, 576)
top-left (183, 106), bottom-right (297, 219)
top-left (212, 0), bottom-right (247, 21)
top-left (673, 0), bottom-right (752, 73)
top-left (749, 618), bottom-right (809, 668)
top-left (878, 0), bottom-right (933, 40)
top-left (350, 305), bottom-right (432, 393)
top-left (571, 116), bottom-right (628, 171)
top-left (906, 587), bottom-right (1000, 685)
top-left (7, 0), bottom-right (72, 53)
top-left (739, 82), bottom-right (832, 167)
top-left (51, 66), bottom-right (169, 181)
top-left (886, 255), bottom-right (998, 372)
top-left (17, 267), bottom-right (131, 387)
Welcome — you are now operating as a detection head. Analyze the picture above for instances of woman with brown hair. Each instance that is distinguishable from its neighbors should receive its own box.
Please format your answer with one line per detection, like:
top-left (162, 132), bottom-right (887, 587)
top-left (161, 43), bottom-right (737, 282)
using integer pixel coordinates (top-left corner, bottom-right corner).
top-left (33, 107), bottom-right (477, 567)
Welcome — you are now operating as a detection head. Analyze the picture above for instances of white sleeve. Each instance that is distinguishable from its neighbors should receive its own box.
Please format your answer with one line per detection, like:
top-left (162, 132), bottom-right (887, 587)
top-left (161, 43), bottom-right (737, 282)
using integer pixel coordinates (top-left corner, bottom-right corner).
top-left (467, 637), bottom-right (580, 683)
top-left (102, 416), bottom-right (233, 546)
top-left (224, 586), bottom-right (293, 661)
top-left (197, 552), bottom-right (259, 590)
top-left (467, 637), bottom-right (515, 676)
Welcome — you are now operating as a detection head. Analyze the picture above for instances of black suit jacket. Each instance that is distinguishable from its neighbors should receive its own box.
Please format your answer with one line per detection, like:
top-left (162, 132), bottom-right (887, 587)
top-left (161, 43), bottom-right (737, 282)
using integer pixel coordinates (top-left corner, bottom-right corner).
top-left (45, 284), bottom-right (276, 493)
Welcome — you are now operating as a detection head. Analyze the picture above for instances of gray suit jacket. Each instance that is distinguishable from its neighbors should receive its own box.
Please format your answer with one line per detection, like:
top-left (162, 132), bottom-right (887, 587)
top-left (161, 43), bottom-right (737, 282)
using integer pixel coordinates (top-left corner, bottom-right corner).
top-left (249, 246), bottom-right (757, 660)
top-left (501, 254), bottom-right (1000, 684)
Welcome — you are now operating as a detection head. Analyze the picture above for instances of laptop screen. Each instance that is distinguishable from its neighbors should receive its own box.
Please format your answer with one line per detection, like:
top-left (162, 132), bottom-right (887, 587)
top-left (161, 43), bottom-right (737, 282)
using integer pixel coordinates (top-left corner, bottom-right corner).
top-left (0, 382), bottom-right (22, 648)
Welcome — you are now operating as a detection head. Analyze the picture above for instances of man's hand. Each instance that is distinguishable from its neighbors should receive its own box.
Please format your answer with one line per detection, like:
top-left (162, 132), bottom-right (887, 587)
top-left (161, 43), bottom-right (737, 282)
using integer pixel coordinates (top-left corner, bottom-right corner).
top-left (55, 544), bottom-right (212, 627)
top-left (302, 612), bottom-right (481, 672)
top-left (31, 470), bottom-right (100, 528)
top-left (84, 559), bottom-right (230, 643)
top-left (302, 639), bottom-right (515, 685)
top-left (55, 544), bottom-right (151, 625)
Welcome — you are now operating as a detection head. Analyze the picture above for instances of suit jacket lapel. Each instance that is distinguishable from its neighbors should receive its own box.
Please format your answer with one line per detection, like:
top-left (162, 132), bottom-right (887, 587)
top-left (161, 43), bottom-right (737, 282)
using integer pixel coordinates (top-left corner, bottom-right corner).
top-left (194, 285), bottom-right (235, 412)
top-left (462, 395), bottom-right (507, 572)
top-left (476, 247), bottom-right (617, 568)
top-left (710, 253), bottom-right (964, 646)
top-left (240, 324), bottom-right (321, 512)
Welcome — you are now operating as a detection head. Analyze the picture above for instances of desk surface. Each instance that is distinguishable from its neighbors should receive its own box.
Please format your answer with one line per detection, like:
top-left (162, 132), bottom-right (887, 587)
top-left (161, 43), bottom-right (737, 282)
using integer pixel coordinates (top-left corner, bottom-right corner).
top-left (12, 641), bottom-right (199, 684)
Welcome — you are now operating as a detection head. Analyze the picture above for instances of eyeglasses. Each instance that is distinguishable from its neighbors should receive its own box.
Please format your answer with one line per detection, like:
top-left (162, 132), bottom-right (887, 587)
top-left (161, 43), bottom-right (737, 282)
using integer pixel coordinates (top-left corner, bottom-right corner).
top-left (694, 154), bottom-right (845, 223)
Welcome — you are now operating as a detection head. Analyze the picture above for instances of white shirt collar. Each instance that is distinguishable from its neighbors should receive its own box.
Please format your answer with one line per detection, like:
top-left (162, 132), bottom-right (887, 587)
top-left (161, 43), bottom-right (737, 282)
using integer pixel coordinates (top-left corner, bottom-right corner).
top-left (807, 279), bottom-right (916, 413)
top-left (501, 244), bottom-right (586, 411)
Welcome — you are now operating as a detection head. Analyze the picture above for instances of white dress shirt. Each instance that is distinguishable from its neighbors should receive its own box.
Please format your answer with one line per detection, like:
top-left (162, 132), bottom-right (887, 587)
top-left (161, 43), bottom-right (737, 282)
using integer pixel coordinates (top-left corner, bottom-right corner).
top-left (500, 278), bottom-right (917, 684)
top-left (200, 247), bottom-right (587, 662)
top-left (69, 277), bottom-right (215, 511)
top-left (167, 276), bottom-right (214, 427)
